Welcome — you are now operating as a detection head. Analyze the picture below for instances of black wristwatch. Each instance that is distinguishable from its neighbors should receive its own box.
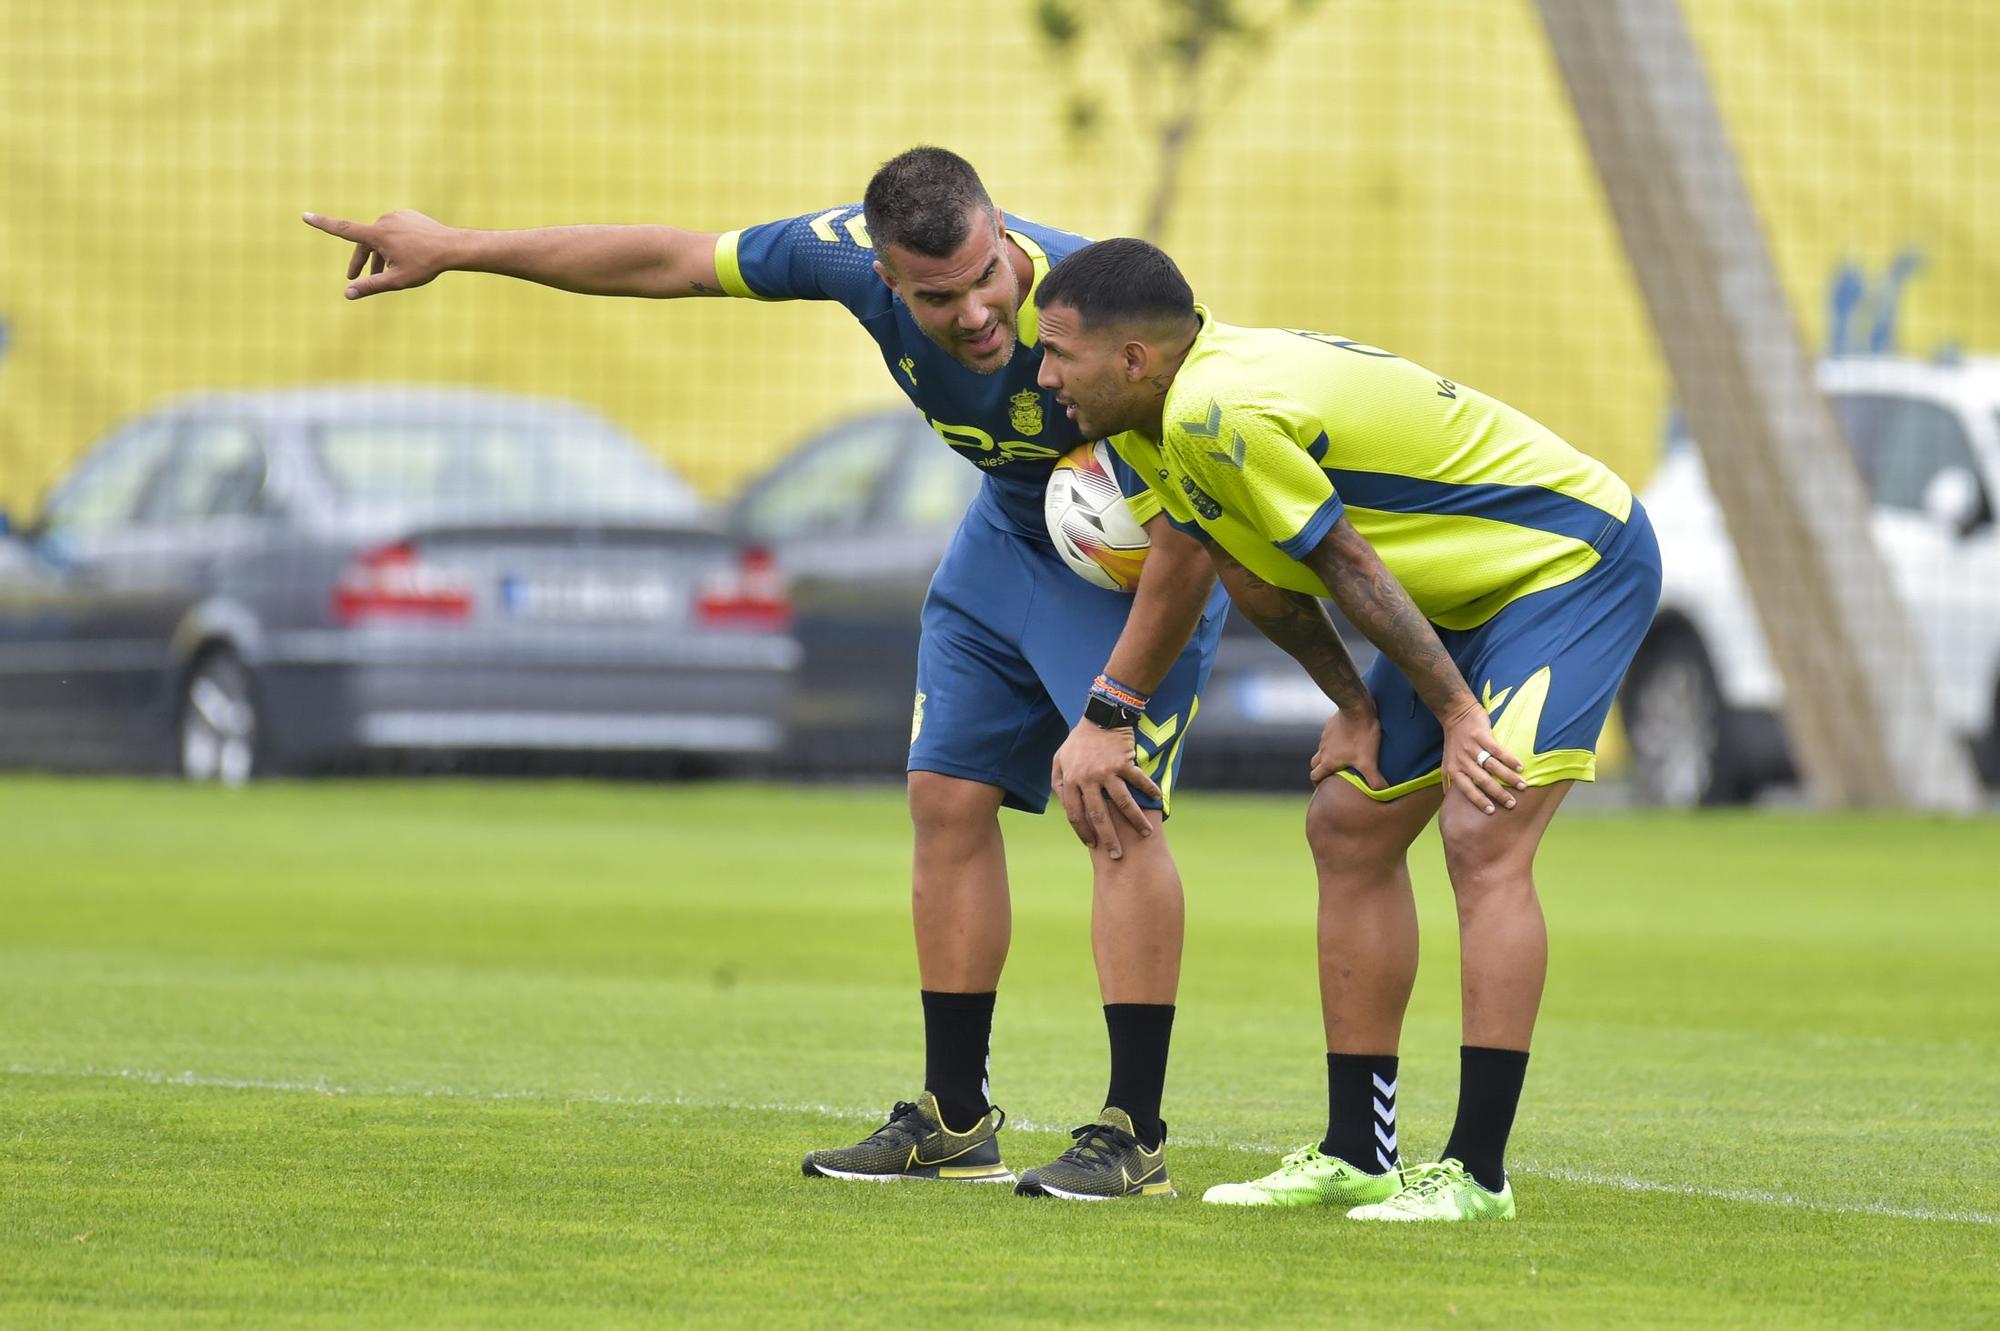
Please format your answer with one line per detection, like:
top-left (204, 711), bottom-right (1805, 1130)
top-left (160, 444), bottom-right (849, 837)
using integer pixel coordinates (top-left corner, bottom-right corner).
top-left (1084, 694), bottom-right (1143, 731)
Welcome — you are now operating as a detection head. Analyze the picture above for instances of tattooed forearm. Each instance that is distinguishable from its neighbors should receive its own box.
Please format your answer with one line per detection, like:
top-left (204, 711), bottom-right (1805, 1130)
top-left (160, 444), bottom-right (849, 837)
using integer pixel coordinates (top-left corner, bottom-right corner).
top-left (1302, 518), bottom-right (1476, 720)
top-left (688, 280), bottom-right (725, 295)
top-left (1208, 546), bottom-right (1372, 710)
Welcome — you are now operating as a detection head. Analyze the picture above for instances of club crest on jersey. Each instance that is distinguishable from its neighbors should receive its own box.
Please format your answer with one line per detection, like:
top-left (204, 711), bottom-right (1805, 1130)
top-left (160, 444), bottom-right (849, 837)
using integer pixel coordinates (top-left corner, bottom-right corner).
top-left (1009, 389), bottom-right (1044, 437)
top-left (1180, 475), bottom-right (1223, 521)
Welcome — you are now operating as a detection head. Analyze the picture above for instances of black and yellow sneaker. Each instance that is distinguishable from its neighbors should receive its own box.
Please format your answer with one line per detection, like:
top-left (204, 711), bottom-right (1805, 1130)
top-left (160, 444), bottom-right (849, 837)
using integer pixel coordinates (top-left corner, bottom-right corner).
top-left (1014, 1108), bottom-right (1174, 1201)
top-left (801, 1092), bottom-right (1013, 1183)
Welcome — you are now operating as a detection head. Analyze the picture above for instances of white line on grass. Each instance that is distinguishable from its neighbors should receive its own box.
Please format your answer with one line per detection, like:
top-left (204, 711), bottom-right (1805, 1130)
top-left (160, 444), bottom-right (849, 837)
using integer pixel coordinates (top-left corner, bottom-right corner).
top-left (1515, 1164), bottom-right (2000, 1227)
top-left (9, 1062), bottom-right (1996, 1229)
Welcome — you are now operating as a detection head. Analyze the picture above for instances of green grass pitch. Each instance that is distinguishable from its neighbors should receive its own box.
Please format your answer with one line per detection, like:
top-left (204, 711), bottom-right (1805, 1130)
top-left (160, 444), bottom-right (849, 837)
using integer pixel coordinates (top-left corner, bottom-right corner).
top-left (2, 778), bottom-right (1996, 1327)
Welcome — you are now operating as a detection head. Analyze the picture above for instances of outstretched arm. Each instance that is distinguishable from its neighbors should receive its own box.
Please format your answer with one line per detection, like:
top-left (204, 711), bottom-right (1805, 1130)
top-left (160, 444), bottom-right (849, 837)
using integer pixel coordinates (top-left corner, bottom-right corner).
top-left (1300, 516), bottom-right (1526, 812)
top-left (302, 209), bottom-right (726, 301)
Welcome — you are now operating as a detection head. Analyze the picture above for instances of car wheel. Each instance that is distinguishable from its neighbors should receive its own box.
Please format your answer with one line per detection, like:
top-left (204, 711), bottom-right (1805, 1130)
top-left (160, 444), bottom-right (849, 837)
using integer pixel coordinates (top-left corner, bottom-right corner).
top-left (1621, 630), bottom-right (1743, 807)
top-left (179, 650), bottom-right (260, 786)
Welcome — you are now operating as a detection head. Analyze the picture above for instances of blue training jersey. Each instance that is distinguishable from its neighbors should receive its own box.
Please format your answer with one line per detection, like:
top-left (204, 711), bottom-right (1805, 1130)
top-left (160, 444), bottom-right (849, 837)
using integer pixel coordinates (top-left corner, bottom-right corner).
top-left (713, 208), bottom-right (1164, 541)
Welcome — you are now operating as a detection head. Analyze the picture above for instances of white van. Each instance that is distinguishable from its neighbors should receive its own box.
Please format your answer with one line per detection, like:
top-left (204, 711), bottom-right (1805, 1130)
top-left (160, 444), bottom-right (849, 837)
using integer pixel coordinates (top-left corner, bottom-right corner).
top-left (1626, 357), bottom-right (2000, 804)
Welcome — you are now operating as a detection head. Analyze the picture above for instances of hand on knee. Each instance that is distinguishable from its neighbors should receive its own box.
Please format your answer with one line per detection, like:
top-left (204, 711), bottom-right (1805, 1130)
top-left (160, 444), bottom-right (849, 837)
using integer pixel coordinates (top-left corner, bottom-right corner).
top-left (1306, 784), bottom-right (1412, 885)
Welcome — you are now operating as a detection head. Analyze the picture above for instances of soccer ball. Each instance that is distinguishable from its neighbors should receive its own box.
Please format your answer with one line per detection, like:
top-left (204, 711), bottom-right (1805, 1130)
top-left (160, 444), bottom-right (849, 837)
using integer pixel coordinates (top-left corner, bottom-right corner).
top-left (1045, 441), bottom-right (1150, 591)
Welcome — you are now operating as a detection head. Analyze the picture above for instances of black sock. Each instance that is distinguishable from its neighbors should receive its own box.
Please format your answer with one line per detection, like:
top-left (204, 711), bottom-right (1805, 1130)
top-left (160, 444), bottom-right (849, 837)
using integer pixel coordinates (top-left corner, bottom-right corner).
top-left (1440, 1045), bottom-right (1530, 1191)
top-left (1321, 1052), bottom-right (1399, 1174)
top-left (920, 989), bottom-right (995, 1131)
top-left (1103, 1003), bottom-right (1175, 1149)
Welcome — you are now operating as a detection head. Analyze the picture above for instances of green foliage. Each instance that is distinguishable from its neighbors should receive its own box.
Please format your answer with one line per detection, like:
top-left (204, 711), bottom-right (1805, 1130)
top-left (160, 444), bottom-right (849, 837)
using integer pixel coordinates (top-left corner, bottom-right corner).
top-left (1030, 0), bottom-right (1328, 236)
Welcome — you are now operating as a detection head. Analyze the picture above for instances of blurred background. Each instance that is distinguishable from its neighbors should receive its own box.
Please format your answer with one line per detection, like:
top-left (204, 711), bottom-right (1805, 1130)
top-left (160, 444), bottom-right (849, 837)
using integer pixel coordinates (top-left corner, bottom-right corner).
top-left (1, 0), bottom-right (1995, 808)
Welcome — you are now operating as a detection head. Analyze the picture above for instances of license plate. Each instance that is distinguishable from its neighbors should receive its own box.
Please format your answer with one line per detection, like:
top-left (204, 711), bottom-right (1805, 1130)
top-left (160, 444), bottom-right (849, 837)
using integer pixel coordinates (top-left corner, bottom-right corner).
top-left (499, 574), bottom-right (681, 622)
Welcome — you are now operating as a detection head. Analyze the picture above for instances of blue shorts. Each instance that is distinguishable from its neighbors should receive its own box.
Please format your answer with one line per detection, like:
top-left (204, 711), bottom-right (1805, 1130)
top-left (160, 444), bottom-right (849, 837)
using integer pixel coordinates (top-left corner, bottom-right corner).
top-left (912, 508), bottom-right (1229, 815)
top-left (1343, 500), bottom-right (1664, 800)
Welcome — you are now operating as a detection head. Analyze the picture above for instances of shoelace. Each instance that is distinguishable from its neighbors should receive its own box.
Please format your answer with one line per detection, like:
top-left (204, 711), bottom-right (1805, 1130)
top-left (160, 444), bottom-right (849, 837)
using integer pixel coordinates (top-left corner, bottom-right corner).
top-left (1055, 1121), bottom-right (1131, 1169)
top-left (861, 1101), bottom-right (929, 1148)
top-left (1396, 1161), bottom-right (1463, 1200)
top-left (1274, 1145), bottom-right (1323, 1175)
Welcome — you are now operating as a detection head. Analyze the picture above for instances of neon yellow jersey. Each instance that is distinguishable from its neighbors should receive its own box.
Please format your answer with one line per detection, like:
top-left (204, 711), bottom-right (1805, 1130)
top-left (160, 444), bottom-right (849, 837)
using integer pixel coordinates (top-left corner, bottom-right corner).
top-left (1109, 309), bottom-right (1633, 630)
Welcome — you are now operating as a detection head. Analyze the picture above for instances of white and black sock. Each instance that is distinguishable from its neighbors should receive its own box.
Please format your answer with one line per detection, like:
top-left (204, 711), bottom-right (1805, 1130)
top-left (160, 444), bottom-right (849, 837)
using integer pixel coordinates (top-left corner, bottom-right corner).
top-left (1322, 1052), bottom-right (1399, 1174)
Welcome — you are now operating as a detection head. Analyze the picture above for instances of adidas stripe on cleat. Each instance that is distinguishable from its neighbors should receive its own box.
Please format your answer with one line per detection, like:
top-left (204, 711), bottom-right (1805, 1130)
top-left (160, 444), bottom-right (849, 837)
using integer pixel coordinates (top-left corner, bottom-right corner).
top-left (1345, 1158), bottom-right (1516, 1222)
top-left (1202, 1144), bottom-right (1402, 1208)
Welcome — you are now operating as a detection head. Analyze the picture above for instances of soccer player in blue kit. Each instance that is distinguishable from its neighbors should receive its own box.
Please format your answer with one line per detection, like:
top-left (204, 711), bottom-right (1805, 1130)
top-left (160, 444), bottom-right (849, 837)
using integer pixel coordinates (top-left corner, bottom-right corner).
top-left (305, 148), bottom-right (1227, 1199)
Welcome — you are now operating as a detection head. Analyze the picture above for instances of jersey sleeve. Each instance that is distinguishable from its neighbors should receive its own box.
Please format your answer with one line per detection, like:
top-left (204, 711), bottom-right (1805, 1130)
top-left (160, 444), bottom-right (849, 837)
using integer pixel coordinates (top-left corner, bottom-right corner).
top-left (712, 206), bottom-right (883, 315)
top-left (1104, 446), bottom-right (1166, 528)
top-left (1106, 433), bottom-right (1206, 538)
top-left (1179, 397), bottom-right (1345, 560)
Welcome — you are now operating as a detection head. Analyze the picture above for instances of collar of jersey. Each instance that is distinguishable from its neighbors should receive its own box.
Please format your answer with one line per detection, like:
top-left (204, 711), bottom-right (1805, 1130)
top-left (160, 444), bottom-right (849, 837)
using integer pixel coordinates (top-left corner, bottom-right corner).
top-left (1162, 304), bottom-right (1217, 432)
top-left (1011, 230), bottom-right (1052, 347)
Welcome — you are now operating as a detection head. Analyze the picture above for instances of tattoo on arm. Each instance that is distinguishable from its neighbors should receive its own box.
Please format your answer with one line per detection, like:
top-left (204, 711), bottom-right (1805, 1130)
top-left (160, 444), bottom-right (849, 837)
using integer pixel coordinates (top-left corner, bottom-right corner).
top-left (687, 280), bottom-right (725, 295)
top-left (1208, 544), bottom-right (1371, 710)
top-left (1301, 518), bottom-right (1474, 719)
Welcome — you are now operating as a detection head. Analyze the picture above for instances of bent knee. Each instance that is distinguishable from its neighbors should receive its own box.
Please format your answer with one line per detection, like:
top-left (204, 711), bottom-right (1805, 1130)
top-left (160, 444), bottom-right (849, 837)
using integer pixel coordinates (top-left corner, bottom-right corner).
top-left (1305, 782), bottom-right (1412, 878)
top-left (1437, 805), bottom-right (1538, 888)
top-left (908, 771), bottom-right (1003, 837)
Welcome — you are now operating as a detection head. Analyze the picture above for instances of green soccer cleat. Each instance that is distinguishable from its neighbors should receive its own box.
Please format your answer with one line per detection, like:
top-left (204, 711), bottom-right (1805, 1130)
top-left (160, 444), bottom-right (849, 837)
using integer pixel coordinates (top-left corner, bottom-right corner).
top-left (801, 1092), bottom-right (1013, 1183)
top-left (1345, 1158), bottom-right (1516, 1222)
top-left (1014, 1108), bottom-right (1174, 1201)
top-left (1201, 1144), bottom-right (1403, 1208)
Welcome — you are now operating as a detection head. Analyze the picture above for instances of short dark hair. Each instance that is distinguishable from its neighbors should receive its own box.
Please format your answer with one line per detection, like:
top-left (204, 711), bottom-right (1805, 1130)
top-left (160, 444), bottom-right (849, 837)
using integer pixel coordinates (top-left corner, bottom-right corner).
top-left (863, 146), bottom-right (997, 259)
top-left (1035, 238), bottom-right (1197, 332)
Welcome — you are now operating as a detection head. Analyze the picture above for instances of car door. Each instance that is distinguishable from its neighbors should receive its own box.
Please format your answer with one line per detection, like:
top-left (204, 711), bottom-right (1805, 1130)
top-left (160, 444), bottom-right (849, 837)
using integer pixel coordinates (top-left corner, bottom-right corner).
top-left (59, 418), bottom-right (277, 764)
top-left (0, 523), bottom-right (74, 766)
top-left (1835, 391), bottom-right (1998, 733)
top-left (733, 412), bottom-right (950, 772)
top-left (0, 418), bottom-right (179, 766)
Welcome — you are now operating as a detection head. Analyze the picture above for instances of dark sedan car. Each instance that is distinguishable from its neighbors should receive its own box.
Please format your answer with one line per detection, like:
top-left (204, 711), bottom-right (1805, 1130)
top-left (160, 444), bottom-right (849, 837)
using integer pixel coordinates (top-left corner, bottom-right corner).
top-left (0, 387), bottom-right (799, 781)
top-left (730, 408), bottom-right (1372, 789)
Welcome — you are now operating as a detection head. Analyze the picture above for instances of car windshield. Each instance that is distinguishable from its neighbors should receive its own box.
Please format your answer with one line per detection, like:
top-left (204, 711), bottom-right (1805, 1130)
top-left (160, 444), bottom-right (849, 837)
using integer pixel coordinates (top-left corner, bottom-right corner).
top-left (312, 419), bottom-right (702, 520)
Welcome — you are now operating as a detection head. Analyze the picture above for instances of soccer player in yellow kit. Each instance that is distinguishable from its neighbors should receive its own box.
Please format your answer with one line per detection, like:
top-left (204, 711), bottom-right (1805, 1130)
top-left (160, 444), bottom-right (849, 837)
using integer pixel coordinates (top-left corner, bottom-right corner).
top-left (1033, 239), bottom-right (1661, 1221)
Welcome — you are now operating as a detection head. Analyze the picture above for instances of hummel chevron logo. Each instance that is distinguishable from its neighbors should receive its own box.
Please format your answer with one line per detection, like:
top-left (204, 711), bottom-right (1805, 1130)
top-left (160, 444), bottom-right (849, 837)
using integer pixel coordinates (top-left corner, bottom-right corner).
top-left (1371, 1071), bottom-right (1399, 1170)
top-left (1178, 401), bottom-right (1245, 468)
top-left (1180, 399), bottom-right (1222, 438)
top-left (808, 208), bottom-right (849, 242)
top-left (808, 208), bottom-right (871, 247)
